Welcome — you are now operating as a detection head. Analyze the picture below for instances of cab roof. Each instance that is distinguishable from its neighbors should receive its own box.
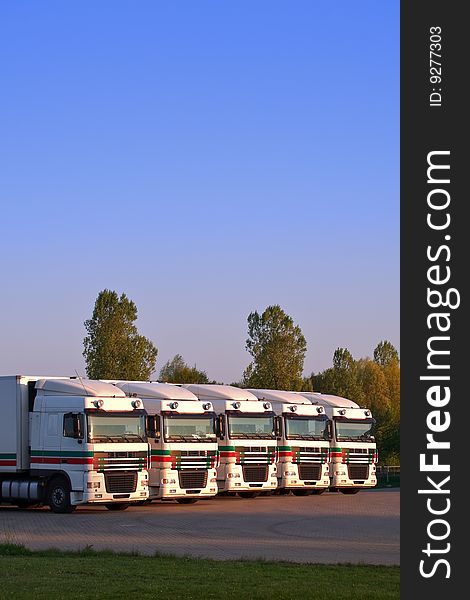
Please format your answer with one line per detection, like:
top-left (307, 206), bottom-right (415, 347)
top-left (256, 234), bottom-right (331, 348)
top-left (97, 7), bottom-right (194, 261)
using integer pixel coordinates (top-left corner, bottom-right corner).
top-left (184, 384), bottom-right (258, 402)
top-left (35, 378), bottom-right (126, 398)
top-left (114, 381), bottom-right (198, 401)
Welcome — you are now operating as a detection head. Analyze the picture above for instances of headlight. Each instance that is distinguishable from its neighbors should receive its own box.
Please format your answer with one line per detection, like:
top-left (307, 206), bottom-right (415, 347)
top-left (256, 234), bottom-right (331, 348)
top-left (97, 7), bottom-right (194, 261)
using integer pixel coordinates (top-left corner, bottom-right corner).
top-left (335, 471), bottom-right (346, 476)
top-left (227, 473), bottom-right (241, 478)
top-left (87, 481), bottom-right (100, 489)
top-left (162, 478), bottom-right (177, 484)
top-left (284, 471), bottom-right (296, 477)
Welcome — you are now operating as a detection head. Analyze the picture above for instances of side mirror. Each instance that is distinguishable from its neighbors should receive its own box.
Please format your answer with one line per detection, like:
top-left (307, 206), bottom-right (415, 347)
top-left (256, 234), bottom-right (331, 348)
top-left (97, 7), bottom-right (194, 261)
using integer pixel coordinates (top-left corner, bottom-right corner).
top-left (146, 415), bottom-right (161, 439)
top-left (217, 414), bottom-right (225, 439)
top-left (75, 414), bottom-right (84, 440)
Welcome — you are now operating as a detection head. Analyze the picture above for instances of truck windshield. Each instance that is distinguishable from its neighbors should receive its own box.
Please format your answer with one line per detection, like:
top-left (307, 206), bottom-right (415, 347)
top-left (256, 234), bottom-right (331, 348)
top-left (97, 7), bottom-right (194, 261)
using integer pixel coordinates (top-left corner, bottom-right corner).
top-left (228, 414), bottom-right (275, 439)
top-left (163, 414), bottom-right (216, 442)
top-left (335, 419), bottom-right (375, 442)
top-left (285, 415), bottom-right (329, 441)
top-left (87, 413), bottom-right (146, 443)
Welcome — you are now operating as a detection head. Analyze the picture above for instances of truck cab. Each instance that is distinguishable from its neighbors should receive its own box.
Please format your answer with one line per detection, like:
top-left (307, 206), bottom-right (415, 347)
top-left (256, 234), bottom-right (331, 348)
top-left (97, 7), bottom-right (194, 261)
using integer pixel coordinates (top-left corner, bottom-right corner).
top-left (112, 381), bottom-right (218, 504)
top-left (301, 392), bottom-right (377, 493)
top-left (0, 376), bottom-right (149, 512)
top-left (247, 389), bottom-right (330, 495)
top-left (184, 385), bottom-right (278, 498)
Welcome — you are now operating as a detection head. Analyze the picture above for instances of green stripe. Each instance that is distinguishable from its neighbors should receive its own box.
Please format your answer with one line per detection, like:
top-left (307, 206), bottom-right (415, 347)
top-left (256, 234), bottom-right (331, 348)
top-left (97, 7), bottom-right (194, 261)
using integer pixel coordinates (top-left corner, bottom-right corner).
top-left (219, 446), bottom-right (236, 451)
top-left (31, 450), bottom-right (93, 457)
top-left (278, 446), bottom-right (292, 451)
top-left (0, 453), bottom-right (16, 459)
top-left (150, 449), bottom-right (171, 456)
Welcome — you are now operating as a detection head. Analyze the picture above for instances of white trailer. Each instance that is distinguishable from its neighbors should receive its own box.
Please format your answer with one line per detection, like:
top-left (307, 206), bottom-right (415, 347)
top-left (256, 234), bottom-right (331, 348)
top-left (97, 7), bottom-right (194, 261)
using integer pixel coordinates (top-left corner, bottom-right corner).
top-left (300, 392), bottom-right (378, 493)
top-left (247, 389), bottom-right (330, 495)
top-left (112, 381), bottom-right (218, 504)
top-left (184, 385), bottom-right (278, 498)
top-left (0, 375), bottom-right (149, 512)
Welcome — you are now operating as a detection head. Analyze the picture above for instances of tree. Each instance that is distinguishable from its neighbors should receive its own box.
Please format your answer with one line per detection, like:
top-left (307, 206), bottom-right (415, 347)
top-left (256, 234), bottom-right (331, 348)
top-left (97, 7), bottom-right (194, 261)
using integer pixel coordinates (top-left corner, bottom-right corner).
top-left (242, 305), bottom-right (307, 391)
top-left (159, 354), bottom-right (209, 384)
top-left (373, 340), bottom-right (399, 367)
top-left (319, 348), bottom-right (364, 404)
top-left (83, 289), bottom-right (158, 380)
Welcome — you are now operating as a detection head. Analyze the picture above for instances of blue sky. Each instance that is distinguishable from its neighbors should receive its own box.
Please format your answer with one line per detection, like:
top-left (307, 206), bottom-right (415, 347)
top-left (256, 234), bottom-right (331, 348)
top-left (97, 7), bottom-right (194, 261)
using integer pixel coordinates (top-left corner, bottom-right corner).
top-left (0, 1), bottom-right (399, 383)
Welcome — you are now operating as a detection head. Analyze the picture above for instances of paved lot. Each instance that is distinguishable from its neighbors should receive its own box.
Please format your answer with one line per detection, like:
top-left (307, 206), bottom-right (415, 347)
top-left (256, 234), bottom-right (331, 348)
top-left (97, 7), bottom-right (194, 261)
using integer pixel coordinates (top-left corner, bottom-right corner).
top-left (0, 489), bottom-right (399, 565)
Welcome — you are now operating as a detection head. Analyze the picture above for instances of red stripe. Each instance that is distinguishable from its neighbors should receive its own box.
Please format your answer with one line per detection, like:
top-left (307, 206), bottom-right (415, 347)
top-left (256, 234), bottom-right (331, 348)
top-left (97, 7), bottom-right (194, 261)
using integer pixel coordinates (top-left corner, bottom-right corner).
top-left (0, 460), bottom-right (16, 466)
top-left (31, 457), bottom-right (93, 465)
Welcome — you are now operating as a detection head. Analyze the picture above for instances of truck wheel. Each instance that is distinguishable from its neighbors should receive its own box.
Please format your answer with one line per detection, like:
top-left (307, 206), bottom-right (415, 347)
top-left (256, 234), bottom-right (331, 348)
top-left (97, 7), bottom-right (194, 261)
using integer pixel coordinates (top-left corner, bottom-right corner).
top-left (340, 489), bottom-right (360, 495)
top-left (237, 492), bottom-right (259, 499)
top-left (105, 503), bottom-right (130, 511)
top-left (47, 477), bottom-right (76, 513)
top-left (176, 498), bottom-right (198, 504)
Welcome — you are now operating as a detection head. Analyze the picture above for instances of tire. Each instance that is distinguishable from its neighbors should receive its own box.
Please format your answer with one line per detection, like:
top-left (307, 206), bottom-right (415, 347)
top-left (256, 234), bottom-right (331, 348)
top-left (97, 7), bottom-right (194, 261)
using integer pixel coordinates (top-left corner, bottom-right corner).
top-left (311, 489), bottom-right (326, 495)
top-left (292, 489), bottom-right (311, 497)
top-left (340, 488), bottom-right (360, 495)
top-left (105, 503), bottom-right (130, 511)
top-left (47, 477), bottom-right (76, 514)
top-left (237, 492), bottom-right (259, 499)
top-left (176, 498), bottom-right (198, 504)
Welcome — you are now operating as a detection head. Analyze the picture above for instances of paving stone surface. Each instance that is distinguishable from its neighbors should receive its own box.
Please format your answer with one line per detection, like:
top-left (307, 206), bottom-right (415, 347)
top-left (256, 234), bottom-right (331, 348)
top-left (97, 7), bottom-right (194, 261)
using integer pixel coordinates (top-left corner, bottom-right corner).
top-left (0, 489), bottom-right (399, 565)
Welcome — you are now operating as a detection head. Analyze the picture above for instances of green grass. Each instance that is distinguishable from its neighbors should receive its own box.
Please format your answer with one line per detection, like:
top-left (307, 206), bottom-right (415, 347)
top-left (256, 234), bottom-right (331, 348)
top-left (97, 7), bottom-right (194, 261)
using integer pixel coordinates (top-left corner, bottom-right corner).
top-left (0, 544), bottom-right (399, 600)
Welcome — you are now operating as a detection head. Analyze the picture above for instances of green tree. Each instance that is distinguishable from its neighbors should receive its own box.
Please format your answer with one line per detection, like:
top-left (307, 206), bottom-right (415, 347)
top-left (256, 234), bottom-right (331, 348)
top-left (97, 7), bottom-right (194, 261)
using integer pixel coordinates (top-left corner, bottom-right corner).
top-left (83, 289), bottom-right (158, 380)
top-left (373, 340), bottom-right (399, 367)
top-left (242, 305), bottom-right (307, 391)
top-left (159, 354), bottom-right (210, 384)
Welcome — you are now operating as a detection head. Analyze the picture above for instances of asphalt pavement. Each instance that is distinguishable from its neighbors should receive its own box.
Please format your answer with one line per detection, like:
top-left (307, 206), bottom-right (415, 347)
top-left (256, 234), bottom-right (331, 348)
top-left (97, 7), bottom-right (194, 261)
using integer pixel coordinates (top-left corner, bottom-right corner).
top-left (0, 488), bottom-right (399, 565)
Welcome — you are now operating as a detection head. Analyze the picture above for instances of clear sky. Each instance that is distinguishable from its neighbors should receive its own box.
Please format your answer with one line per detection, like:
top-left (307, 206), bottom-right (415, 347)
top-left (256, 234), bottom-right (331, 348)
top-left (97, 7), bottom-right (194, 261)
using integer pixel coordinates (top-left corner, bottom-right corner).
top-left (0, 1), bottom-right (399, 383)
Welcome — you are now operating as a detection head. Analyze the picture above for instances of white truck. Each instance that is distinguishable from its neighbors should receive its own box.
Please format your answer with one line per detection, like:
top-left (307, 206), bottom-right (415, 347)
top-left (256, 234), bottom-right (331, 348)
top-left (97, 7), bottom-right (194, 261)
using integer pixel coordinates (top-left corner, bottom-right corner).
top-left (184, 385), bottom-right (278, 498)
top-left (247, 389), bottom-right (330, 495)
top-left (0, 375), bottom-right (149, 512)
top-left (112, 381), bottom-right (218, 504)
top-left (300, 392), bottom-right (377, 493)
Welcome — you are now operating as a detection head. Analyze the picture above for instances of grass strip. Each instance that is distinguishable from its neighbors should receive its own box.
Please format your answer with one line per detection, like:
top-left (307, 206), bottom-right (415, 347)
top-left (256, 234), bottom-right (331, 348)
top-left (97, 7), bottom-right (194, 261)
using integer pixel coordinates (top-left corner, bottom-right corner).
top-left (0, 543), bottom-right (399, 600)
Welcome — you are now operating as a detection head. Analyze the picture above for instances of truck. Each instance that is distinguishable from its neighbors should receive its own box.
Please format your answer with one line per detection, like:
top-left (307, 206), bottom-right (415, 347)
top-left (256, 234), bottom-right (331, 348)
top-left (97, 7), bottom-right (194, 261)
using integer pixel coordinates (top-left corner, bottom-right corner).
top-left (184, 384), bottom-right (278, 498)
top-left (111, 381), bottom-right (219, 504)
top-left (0, 376), bottom-right (149, 512)
top-left (247, 389), bottom-right (330, 495)
top-left (299, 392), bottom-right (378, 493)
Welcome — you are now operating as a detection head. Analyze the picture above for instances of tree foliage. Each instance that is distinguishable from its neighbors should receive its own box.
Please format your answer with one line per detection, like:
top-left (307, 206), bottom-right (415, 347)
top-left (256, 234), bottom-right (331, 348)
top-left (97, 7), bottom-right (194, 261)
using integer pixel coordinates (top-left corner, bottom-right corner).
top-left (311, 343), bottom-right (400, 464)
top-left (242, 305), bottom-right (307, 391)
top-left (83, 289), bottom-right (158, 380)
top-left (159, 354), bottom-right (210, 384)
top-left (374, 340), bottom-right (399, 367)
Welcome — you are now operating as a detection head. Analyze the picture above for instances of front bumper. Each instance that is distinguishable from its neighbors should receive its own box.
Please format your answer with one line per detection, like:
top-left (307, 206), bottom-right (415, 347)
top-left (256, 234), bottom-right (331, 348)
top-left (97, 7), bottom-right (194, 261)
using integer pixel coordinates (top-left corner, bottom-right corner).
top-left (71, 470), bottom-right (149, 505)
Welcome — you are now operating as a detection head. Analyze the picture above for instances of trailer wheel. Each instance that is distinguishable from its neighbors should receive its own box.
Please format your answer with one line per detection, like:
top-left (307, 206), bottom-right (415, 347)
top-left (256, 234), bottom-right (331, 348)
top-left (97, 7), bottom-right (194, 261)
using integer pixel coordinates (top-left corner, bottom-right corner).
top-left (105, 503), bottom-right (130, 511)
top-left (340, 489), bottom-right (360, 495)
top-left (237, 492), bottom-right (259, 499)
top-left (47, 477), bottom-right (76, 513)
top-left (176, 498), bottom-right (198, 504)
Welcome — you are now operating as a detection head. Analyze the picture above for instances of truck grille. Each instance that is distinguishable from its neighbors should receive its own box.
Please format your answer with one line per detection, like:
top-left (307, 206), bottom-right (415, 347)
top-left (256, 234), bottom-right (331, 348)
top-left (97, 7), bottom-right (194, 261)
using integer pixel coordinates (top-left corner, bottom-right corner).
top-left (242, 465), bottom-right (268, 482)
top-left (348, 465), bottom-right (369, 480)
top-left (94, 451), bottom-right (148, 471)
top-left (178, 470), bottom-right (208, 489)
top-left (298, 464), bottom-right (322, 481)
top-left (104, 471), bottom-right (137, 493)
